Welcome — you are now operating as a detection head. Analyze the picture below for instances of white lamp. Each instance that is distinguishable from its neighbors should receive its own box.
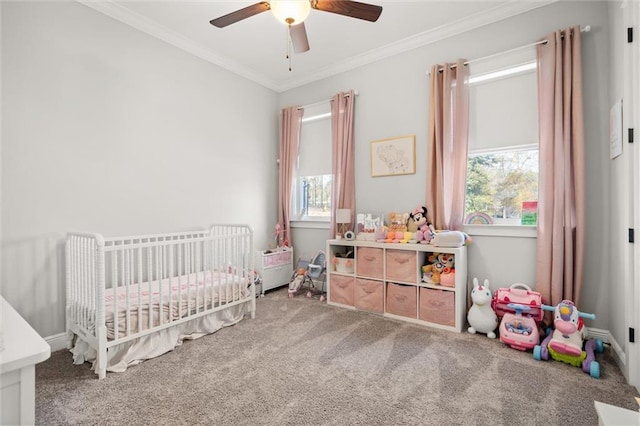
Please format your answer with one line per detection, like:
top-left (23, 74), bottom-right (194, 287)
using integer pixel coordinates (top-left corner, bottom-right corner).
top-left (336, 209), bottom-right (351, 239)
top-left (270, 0), bottom-right (311, 26)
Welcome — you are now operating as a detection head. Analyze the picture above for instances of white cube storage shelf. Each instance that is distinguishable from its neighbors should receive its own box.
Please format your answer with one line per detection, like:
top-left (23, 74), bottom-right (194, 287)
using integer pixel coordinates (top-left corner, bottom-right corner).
top-left (326, 239), bottom-right (467, 333)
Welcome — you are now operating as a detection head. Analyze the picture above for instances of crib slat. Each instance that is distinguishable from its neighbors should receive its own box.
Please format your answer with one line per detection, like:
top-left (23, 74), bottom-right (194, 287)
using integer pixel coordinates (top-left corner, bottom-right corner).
top-left (114, 251), bottom-right (120, 341)
top-left (156, 245), bottom-right (162, 327)
top-left (124, 248), bottom-right (129, 336)
top-left (168, 244), bottom-right (174, 323)
top-left (177, 243), bottom-right (183, 318)
top-left (147, 245), bottom-right (153, 331)
top-left (137, 246), bottom-right (143, 335)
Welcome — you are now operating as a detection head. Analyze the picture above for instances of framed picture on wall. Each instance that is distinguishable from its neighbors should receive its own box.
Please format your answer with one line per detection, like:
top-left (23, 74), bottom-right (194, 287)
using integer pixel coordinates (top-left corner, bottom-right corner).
top-left (370, 135), bottom-right (416, 177)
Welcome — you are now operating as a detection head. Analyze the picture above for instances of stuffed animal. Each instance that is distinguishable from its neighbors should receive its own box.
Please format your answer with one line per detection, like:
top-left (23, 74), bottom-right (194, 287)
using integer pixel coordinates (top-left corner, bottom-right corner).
top-left (431, 253), bottom-right (454, 272)
top-left (407, 206), bottom-right (435, 243)
top-left (421, 264), bottom-right (441, 283)
top-left (467, 278), bottom-right (498, 338)
top-left (431, 230), bottom-right (471, 247)
top-left (421, 253), bottom-right (454, 284)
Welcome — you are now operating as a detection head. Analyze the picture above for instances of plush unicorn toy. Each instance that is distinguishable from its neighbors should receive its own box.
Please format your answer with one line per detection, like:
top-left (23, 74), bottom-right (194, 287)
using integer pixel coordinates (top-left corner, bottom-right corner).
top-left (467, 278), bottom-right (498, 339)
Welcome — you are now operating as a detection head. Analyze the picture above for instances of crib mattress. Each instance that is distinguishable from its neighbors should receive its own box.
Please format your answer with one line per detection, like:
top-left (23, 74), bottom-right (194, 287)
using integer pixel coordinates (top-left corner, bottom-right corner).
top-left (71, 270), bottom-right (249, 340)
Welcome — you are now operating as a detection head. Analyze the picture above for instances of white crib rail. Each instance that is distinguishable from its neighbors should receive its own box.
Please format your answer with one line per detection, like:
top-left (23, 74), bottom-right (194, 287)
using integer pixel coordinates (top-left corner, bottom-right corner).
top-left (65, 232), bottom-right (106, 350)
top-left (66, 225), bottom-right (255, 378)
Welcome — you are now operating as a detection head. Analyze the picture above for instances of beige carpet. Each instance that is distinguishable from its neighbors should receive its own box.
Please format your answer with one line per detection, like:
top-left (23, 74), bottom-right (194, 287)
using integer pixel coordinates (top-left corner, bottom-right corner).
top-left (37, 287), bottom-right (638, 425)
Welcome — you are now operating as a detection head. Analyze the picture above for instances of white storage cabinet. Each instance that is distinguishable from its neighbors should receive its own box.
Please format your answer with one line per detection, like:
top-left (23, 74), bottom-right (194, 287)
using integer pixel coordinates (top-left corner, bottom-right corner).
top-left (326, 239), bottom-right (468, 333)
top-left (255, 247), bottom-right (294, 295)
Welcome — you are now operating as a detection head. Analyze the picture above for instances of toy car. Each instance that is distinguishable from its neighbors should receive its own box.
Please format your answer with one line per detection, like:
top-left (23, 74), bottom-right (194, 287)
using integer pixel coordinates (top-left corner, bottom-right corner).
top-left (499, 303), bottom-right (540, 351)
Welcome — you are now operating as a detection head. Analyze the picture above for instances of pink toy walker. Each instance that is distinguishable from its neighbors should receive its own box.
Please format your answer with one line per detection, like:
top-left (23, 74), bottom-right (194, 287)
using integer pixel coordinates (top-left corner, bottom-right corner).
top-left (533, 300), bottom-right (604, 378)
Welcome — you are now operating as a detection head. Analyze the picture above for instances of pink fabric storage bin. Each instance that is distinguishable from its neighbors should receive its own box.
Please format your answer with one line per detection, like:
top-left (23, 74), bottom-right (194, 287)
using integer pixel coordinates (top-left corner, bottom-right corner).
top-left (419, 288), bottom-right (455, 327)
top-left (385, 283), bottom-right (417, 318)
top-left (354, 279), bottom-right (384, 313)
top-left (385, 250), bottom-right (417, 284)
top-left (329, 275), bottom-right (355, 306)
top-left (356, 247), bottom-right (383, 279)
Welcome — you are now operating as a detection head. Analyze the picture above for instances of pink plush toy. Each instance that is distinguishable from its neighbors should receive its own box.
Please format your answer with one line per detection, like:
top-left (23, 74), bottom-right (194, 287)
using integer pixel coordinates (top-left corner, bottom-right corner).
top-left (408, 206), bottom-right (435, 244)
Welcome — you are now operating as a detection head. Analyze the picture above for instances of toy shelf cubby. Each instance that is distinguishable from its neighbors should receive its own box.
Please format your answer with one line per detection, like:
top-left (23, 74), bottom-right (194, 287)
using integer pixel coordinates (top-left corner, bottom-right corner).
top-left (326, 239), bottom-right (468, 333)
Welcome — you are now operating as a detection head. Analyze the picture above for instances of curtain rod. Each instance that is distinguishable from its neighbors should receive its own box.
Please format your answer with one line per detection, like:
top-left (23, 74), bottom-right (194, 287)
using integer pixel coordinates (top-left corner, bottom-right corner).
top-left (428, 25), bottom-right (591, 75)
top-left (296, 90), bottom-right (359, 110)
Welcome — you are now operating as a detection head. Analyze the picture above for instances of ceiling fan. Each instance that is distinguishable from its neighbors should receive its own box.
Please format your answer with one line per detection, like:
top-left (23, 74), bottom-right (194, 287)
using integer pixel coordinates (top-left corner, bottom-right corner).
top-left (209, 0), bottom-right (383, 54)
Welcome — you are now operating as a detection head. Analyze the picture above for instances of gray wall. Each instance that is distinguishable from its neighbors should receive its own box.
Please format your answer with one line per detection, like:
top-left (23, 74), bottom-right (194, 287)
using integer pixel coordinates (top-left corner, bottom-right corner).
top-left (280, 1), bottom-right (612, 330)
top-left (1, 1), bottom-right (279, 337)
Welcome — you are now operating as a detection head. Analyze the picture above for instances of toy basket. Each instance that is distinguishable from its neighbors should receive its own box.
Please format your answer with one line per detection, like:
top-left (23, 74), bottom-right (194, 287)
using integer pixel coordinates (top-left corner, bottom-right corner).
top-left (333, 257), bottom-right (354, 274)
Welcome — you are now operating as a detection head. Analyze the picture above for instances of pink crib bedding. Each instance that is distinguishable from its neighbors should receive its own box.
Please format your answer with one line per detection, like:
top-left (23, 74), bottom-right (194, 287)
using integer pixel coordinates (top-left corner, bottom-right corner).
top-left (102, 270), bottom-right (248, 340)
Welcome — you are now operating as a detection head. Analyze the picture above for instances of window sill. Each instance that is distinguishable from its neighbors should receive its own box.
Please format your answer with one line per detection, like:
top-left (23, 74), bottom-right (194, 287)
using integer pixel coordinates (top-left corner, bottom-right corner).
top-left (290, 219), bottom-right (330, 230)
top-left (463, 224), bottom-right (537, 238)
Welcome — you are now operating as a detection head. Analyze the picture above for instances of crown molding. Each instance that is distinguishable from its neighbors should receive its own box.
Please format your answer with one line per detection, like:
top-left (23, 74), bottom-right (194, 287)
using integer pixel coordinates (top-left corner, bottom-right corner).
top-left (276, 0), bottom-right (557, 92)
top-left (78, 0), bottom-right (556, 93)
top-left (77, 0), bottom-right (281, 91)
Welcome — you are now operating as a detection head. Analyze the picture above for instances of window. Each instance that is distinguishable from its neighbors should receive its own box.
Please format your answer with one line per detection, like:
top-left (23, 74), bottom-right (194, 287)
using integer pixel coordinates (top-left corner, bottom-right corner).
top-left (465, 50), bottom-right (539, 225)
top-left (291, 103), bottom-right (332, 221)
top-left (467, 146), bottom-right (538, 224)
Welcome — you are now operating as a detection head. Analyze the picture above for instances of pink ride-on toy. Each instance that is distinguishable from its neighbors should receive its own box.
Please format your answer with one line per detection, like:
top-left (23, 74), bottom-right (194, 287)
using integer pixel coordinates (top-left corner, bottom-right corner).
top-left (533, 300), bottom-right (604, 378)
top-left (492, 283), bottom-right (543, 351)
top-left (499, 303), bottom-right (541, 351)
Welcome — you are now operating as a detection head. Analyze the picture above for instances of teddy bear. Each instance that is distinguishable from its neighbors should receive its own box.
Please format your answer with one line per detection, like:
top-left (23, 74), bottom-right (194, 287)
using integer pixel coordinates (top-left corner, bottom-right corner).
top-left (408, 205), bottom-right (435, 244)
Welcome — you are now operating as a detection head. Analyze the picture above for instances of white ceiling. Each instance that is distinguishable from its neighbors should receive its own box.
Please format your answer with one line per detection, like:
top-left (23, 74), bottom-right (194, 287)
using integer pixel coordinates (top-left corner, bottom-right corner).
top-left (80, 0), bottom-right (554, 92)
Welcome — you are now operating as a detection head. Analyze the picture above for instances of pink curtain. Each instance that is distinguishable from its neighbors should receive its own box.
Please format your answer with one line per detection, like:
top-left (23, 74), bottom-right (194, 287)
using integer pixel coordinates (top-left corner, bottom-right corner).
top-left (536, 26), bottom-right (586, 307)
top-left (330, 91), bottom-right (356, 238)
top-left (426, 59), bottom-right (470, 230)
top-left (278, 106), bottom-right (303, 247)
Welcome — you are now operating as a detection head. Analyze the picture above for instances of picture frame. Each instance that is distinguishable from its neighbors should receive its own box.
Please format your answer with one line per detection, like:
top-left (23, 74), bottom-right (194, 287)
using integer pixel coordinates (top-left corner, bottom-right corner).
top-left (370, 135), bottom-right (416, 177)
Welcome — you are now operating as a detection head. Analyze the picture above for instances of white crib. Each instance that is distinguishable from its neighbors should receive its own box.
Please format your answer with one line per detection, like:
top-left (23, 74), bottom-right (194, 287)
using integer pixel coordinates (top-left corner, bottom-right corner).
top-left (65, 224), bottom-right (255, 379)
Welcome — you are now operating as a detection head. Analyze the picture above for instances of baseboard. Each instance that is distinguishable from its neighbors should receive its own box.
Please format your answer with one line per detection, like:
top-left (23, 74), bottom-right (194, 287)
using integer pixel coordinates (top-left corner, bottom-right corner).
top-left (586, 327), bottom-right (609, 343)
top-left (46, 332), bottom-right (68, 353)
top-left (586, 327), bottom-right (626, 366)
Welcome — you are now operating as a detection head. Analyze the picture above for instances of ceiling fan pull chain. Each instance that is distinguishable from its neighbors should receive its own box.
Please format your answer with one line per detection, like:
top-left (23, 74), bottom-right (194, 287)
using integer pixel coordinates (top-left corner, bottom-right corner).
top-left (286, 25), bottom-right (292, 72)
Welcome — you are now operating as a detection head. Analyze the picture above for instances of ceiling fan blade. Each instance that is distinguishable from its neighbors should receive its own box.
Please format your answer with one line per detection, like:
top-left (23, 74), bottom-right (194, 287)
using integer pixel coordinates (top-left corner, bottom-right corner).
top-left (209, 2), bottom-right (270, 28)
top-left (312, 0), bottom-right (382, 22)
top-left (290, 23), bottom-right (310, 53)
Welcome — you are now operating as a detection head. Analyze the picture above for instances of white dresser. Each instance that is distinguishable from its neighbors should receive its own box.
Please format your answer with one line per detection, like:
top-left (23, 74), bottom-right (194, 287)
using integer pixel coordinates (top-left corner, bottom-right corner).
top-left (0, 296), bottom-right (51, 426)
top-left (594, 401), bottom-right (639, 425)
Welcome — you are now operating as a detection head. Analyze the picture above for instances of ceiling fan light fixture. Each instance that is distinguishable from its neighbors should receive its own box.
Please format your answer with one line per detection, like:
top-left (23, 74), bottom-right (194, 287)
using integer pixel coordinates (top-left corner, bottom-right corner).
top-left (270, 0), bottom-right (311, 25)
